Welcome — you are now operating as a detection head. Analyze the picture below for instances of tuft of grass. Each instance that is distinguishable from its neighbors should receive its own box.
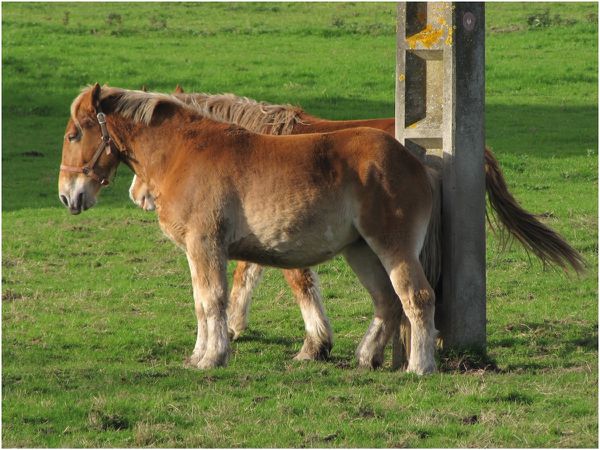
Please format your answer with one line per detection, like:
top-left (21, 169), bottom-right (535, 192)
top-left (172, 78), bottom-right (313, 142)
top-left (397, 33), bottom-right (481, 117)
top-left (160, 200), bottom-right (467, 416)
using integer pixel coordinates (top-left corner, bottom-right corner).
top-left (149, 16), bottom-right (167, 31)
top-left (106, 13), bottom-right (122, 27)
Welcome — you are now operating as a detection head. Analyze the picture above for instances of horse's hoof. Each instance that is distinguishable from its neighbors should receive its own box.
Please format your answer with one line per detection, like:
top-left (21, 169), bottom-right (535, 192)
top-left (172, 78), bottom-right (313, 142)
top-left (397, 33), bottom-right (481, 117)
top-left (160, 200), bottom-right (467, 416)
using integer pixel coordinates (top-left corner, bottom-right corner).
top-left (295, 339), bottom-right (332, 361)
top-left (184, 359), bottom-right (198, 369)
top-left (196, 353), bottom-right (229, 369)
top-left (293, 351), bottom-right (316, 361)
top-left (356, 352), bottom-right (384, 370)
top-left (226, 312), bottom-right (247, 340)
top-left (228, 327), bottom-right (242, 341)
top-left (184, 353), bottom-right (203, 368)
top-left (407, 362), bottom-right (437, 375)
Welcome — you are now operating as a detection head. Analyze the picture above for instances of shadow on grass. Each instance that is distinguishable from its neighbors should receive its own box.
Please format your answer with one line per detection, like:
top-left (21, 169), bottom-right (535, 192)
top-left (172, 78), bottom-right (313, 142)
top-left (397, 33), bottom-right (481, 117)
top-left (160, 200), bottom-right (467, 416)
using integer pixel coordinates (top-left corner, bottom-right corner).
top-left (435, 317), bottom-right (597, 374)
top-left (233, 328), bottom-right (295, 348)
top-left (489, 319), bottom-right (597, 372)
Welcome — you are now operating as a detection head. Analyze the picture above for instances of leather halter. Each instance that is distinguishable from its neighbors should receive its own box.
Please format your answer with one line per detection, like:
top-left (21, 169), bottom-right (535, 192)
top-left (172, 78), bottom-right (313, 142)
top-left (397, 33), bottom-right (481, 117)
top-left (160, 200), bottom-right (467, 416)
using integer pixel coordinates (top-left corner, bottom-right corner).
top-left (60, 111), bottom-right (121, 186)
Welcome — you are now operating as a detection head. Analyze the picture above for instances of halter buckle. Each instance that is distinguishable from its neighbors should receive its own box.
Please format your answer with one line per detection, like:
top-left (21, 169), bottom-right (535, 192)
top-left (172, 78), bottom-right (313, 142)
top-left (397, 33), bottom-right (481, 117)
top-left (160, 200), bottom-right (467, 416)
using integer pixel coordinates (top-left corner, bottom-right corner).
top-left (97, 112), bottom-right (107, 124)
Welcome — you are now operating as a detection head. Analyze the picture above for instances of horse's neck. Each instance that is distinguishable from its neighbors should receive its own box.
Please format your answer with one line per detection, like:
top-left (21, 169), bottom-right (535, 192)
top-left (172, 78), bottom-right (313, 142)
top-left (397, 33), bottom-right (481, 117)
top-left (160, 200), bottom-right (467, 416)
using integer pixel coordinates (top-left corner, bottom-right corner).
top-left (294, 114), bottom-right (395, 136)
top-left (114, 113), bottom-right (215, 186)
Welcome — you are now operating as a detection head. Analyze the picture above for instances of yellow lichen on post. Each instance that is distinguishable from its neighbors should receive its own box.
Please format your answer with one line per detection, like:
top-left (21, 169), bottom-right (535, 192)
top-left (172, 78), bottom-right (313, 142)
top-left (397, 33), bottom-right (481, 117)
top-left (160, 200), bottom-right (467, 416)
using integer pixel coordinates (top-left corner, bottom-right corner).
top-left (405, 2), bottom-right (454, 50)
top-left (406, 24), bottom-right (445, 49)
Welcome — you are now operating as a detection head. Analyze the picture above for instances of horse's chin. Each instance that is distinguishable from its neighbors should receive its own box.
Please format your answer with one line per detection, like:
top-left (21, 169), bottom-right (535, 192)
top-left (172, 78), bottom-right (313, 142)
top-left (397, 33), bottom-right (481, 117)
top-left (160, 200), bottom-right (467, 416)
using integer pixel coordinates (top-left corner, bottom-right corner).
top-left (68, 197), bottom-right (97, 215)
top-left (135, 195), bottom-right (155, 211)
top-left (143, 196), bottom-right (156, 211)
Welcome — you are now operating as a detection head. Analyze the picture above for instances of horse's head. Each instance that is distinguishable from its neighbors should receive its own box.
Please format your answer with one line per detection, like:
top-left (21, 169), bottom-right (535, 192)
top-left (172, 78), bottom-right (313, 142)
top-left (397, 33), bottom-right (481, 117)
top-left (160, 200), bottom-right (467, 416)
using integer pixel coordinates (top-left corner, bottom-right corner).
top-left (129, 175), bottom-right (156, 211)
top-left (58, 84), bottom-right (121, 214)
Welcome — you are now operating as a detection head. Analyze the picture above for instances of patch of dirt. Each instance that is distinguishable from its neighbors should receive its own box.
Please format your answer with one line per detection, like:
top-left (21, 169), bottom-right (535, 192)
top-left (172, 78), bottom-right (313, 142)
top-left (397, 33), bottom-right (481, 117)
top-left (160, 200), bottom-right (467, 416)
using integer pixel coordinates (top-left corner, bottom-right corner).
top-left (3, 257), bottom-right (23, 269)
top-left (88, 398), bottom-right (131, 431)
top-left (321, 433), bottom-right (339, 442)
top-left (439, 351), bottom-right (502, 374)
top-left (357, 405), bottom-right (376, 418)
top-left (461, 414), bottom-right (479, 425)
top-left (251, 396), bottom-right (269, 405)
top-left (489, 24), bottom-right (523, 33)
top-left (21, 151), bottom-right (45, 158)
top-left (2, 289), bottom-right (24, 302)
top-left (332, 359), bottom-right (351, 369)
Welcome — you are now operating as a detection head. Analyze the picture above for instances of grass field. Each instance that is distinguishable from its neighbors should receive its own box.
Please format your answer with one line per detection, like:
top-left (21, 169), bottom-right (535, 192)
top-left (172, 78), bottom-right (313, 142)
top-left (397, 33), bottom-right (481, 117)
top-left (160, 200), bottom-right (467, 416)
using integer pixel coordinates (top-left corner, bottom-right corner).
top-left (2, 2), bottom-right (598, 447)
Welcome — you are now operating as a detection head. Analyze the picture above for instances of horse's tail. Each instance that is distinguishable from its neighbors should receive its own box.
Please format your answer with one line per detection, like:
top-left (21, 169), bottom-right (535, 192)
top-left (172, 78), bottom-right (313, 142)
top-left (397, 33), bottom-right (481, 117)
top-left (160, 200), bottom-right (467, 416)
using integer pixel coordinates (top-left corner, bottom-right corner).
top-left (484, 147), bottom-right (585, 273)
top-left (420, 167), bottom-right (442, 288)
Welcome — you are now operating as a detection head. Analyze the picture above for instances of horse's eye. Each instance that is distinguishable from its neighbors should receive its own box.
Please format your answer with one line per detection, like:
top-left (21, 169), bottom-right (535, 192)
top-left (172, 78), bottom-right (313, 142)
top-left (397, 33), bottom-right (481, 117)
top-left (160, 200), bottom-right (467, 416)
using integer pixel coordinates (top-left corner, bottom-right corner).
top-left (67, 132), bottom-right (79, 142)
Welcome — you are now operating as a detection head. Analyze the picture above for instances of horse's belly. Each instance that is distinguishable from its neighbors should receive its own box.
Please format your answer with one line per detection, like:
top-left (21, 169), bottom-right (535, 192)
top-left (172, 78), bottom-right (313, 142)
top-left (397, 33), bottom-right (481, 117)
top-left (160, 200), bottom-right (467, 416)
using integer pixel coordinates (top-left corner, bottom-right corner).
top-left (228, 215), bottom-right (358, 268)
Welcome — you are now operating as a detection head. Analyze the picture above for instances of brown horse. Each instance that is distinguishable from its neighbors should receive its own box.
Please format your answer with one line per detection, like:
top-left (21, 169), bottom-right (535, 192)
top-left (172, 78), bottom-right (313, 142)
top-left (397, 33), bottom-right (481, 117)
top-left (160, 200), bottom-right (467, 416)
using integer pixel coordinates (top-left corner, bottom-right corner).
top-left (130, 89), bottom-right (585, 355)
top-left (59, 84), bottom-right (440, 374)
top-left (128, 88), bottom-right (440, 365)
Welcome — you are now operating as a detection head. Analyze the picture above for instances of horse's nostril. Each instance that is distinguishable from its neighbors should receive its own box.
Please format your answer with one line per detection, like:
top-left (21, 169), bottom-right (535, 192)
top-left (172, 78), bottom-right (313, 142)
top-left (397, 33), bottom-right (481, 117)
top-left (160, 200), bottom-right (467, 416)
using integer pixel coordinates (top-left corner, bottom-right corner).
top-left (77, 192), bottom-right (84, 208)
top-left (60, 195), bottom-right (69, 207)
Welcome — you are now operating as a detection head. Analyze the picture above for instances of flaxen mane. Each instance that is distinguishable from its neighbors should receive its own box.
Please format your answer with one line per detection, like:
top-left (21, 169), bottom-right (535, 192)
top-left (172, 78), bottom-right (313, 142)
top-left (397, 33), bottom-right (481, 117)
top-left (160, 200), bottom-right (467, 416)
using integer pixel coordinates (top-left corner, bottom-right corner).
top-left (179, 93), bottom-right (306, 135)
top-left (72, 86), bottom-right (190, 127)
top-left (74, 87), bottom-right (306, 136)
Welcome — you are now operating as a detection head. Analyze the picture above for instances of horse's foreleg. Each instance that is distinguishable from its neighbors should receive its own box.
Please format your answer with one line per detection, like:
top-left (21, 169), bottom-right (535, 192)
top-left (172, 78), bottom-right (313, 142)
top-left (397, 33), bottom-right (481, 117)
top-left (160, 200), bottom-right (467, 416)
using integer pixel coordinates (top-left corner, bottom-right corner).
top-left (342, 240), bottom-right (403, 369)
top-left (185, 296), bottom-right (207, 367)
top-left (186, 245), bottom-right (229, 369)
top-left (283, 269), bottom-right (333, 361)
top-left (227, 262), bottom-right (264, 340)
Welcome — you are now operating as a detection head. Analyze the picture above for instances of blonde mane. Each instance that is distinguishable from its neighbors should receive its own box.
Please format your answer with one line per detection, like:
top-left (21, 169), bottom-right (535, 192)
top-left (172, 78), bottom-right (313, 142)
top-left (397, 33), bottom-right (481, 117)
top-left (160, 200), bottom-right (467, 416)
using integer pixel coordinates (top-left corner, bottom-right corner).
top-left (106, 88), bottom-right (189, 125)
top-left (72, 87), bottom-right (306, 135)
top-left (71, 86), bottom-right (191, 128)
top-left (179, 93), bottom-right (307, 135)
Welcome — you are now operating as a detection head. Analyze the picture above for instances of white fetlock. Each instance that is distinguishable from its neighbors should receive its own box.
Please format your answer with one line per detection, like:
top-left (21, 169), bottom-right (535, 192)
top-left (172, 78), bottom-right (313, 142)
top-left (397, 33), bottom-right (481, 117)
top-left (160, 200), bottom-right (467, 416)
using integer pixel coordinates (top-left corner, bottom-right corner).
top-left (196, 351), bottom-right (229, 369)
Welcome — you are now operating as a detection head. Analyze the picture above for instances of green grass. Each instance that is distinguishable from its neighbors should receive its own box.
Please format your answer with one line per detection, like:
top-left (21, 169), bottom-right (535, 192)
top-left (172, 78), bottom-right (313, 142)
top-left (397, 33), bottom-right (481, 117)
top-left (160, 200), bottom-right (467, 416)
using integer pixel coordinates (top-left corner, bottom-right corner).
top-left (3, 2), bottom-right (598, 447)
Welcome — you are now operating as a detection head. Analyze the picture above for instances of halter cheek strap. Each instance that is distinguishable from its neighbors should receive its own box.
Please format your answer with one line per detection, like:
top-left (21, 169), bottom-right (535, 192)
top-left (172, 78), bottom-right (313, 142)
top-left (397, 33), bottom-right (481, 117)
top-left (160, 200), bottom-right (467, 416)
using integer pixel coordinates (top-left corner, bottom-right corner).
top-left (60, 112), bottom-right (120, 186)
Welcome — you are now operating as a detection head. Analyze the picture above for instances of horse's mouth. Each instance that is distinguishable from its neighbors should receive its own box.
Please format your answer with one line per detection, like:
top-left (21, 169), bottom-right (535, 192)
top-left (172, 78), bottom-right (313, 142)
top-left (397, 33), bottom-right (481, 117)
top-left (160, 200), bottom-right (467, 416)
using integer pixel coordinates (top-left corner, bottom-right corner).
top-left (139, 195), bottom-right (155, 211)
top-left (65, 192), bottom-right (95, 215)
top-left (69, 203), bottom-right (91, 215)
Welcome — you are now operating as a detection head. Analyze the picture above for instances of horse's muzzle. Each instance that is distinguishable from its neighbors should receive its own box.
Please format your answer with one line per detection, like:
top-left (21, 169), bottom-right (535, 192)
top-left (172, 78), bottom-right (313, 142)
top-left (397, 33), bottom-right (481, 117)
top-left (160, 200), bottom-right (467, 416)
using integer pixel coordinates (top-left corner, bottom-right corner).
top-left (59, 190), bottom-right (95, 215)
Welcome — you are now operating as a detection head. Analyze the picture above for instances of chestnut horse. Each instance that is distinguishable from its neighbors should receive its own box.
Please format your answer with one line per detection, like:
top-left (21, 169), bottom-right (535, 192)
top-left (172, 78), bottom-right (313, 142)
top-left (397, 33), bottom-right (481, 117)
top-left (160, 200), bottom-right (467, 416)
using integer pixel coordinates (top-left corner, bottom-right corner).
top-left (59, 85), bottom-right (440, 374)
top-left (130, 89), bottom-right (585, 357)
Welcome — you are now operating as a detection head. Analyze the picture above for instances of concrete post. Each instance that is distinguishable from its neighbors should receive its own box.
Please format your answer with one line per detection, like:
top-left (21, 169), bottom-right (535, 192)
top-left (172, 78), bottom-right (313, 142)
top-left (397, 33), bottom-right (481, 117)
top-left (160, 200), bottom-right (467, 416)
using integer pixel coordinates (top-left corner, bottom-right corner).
top-left (395, 2), bottom-right (486, 352)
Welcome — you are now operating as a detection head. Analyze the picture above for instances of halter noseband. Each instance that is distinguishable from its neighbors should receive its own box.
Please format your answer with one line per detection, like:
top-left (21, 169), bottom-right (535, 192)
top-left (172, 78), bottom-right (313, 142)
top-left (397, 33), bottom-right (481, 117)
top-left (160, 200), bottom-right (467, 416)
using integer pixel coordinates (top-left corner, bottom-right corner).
top-left (60, 111), bottom-right (121, 186)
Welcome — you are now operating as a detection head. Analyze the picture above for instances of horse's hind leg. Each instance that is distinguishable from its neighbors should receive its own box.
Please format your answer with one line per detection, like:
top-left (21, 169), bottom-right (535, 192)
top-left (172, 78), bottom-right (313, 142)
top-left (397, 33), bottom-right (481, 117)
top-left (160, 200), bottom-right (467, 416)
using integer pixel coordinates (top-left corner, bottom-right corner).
top-left (283, 269), bottom-right (333, 361)
top-left (342, 240), bottom-right (403, 369)
top-left (227, 262), bottom-right (264, 340)
top-left (379, 252), bottom-right (437, 374)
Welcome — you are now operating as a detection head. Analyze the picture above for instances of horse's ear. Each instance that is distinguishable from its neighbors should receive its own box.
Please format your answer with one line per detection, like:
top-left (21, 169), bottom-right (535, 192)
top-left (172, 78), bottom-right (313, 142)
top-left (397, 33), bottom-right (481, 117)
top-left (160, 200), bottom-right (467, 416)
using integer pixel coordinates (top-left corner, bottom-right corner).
top-left (174, 84), bottom-right (184, 94)
top-left (77, 83), bottom-right (102, 118)
top-left (141, 85), bottom-right (148, 92)
top-left (91, 83), bottom-right (102, 110)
